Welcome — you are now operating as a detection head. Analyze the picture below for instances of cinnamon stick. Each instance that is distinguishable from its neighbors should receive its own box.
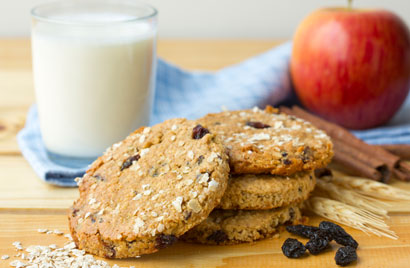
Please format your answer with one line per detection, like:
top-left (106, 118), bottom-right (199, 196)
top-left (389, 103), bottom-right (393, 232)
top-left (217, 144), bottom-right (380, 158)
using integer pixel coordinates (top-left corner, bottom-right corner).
top-left (393, 169), bottom-right (410, 182)
top-left (279, 106), bottom-right (408, 182)
top-left (333, 139), bottom-right (390, 182)
top-left (379, 144), bottom-right (410, 160)
top-left (332, 150), bottom-right (384, 182)
top-left (288, 106), bottom-right (400, 168)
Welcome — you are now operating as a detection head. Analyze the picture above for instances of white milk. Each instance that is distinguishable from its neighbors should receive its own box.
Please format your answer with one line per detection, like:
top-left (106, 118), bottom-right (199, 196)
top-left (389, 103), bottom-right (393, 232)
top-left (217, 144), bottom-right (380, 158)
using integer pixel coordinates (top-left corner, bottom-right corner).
top-left (32, 12), bottom-right (156, 158)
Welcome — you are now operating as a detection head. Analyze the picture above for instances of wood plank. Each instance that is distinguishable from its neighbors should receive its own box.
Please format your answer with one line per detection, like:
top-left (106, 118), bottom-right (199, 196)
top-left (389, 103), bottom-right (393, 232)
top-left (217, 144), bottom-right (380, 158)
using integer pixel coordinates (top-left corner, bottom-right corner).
top-left (158, 39), bottom-right (285, 70)
top-left (0, 156), bottom-right (77, 209)
top-left (0, 39), bottom-right (32, 70)
top-left (0, 107), bottom-right (27, 155)
top-left (1, 212), bottom-right (409, 267)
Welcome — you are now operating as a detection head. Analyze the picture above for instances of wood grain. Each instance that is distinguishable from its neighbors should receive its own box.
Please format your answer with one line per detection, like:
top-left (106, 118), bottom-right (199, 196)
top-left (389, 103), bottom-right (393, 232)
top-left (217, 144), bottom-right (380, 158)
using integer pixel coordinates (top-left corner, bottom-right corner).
top-left (1, 213), bottom-right (410, 267)
top-left (1, 39), bottom-right (410, 267)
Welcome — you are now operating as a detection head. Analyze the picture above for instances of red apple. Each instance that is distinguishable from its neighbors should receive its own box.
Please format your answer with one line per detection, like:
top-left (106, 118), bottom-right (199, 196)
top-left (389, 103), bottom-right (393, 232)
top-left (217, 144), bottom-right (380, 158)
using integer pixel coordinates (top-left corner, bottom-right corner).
top-left (291, 8), bottom-right (410, 129)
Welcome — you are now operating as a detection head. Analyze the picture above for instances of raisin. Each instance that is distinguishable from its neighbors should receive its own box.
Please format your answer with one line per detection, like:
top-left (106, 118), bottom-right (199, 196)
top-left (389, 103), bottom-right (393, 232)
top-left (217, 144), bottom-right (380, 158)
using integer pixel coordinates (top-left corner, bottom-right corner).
top-left (335, 246), bottom-right (357, 266)
top-left (319, 221), bottom-right (358, 249)
top-left (305, 230), bottom-right (331, 255)
top-left (281, 238), bottom-right (306, 258)
top-left (246, 121), bottom-right (271, 129)
top-left (301, 146), bottom-right (313, 163)
top-left (192, 124), bottom-right (210, 139)
top-left (101, 241), bottom-right (116, 258)
top-left (71, 208), bottom-right (79, 217)
top-left (281, 151), bottom-right (288, 157)
top-left (207, 230), bottom-right (229, 244)
top-left (94, 174), bottom-right (105, 181)
top-left (196, 155), bottom-right (204, 165)
top-left (120, 154), bottom-right (140, 171)
top-left (314, 168), bottom-right (332, 178)
top-left (289, 208), bottom-right (295, 221)
top-left (283, 159), bottom-right (292, 165)
top-left (286, 225), bottom-right (319, 239)
top-left (184, 211), bottom-right (192, 220)
top-left (155, 234), bottom-right (178, 249)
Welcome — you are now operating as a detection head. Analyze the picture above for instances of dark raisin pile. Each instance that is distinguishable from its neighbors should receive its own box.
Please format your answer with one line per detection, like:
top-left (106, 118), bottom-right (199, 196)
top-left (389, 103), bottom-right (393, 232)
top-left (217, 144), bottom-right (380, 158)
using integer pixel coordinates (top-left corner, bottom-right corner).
top-left (192, 124), bottom-right (210, 139)
top-left (319, 221), bottom-right (358, 249)
top-left (286, 225), bottom-right (319, 239)
top-left (335, 246), bottom-right (357, 266)
top-left (281, 238), bottom-right (306, 258)
top-left (282, 221), bottom-right (359, 266)
top-left (305, 230), bottom-right (331, 255)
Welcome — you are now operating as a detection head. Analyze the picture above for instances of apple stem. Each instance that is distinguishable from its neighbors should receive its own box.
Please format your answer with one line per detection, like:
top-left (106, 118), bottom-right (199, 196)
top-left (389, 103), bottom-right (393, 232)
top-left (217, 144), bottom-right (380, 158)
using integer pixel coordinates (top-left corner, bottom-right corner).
top-left (348, 0), bottom-right (353, 9)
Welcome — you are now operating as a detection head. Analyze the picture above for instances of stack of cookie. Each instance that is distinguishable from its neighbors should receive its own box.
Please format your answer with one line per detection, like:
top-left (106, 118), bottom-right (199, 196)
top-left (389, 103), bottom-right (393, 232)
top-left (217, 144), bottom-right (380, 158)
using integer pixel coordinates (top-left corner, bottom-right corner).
top-left (68, 106), bottom-right (333, 258)
top-left (182, 106), bottom-right (333, 244)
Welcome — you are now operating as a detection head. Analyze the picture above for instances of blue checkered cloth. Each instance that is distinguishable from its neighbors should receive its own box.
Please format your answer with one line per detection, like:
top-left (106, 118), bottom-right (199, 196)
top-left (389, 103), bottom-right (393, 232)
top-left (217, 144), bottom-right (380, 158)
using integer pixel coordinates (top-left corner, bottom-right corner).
top-left (17, 42), bottom-right (410, 186)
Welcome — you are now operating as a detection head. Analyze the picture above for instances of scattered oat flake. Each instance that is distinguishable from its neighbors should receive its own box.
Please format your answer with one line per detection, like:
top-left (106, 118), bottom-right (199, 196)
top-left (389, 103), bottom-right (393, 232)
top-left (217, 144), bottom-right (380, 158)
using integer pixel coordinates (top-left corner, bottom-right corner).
top-left (9, 260), bottom-right (26, 267)
top-left (12, 241), bottom-right (23, 250)
top-left (64, 233), bottom-right (73, 240)
top-left (53, 229), bottom-right (64, 235)
top-left (1, 255), bottom-right (9, 260)
top-left (37, 228), bottom-right (48, 233)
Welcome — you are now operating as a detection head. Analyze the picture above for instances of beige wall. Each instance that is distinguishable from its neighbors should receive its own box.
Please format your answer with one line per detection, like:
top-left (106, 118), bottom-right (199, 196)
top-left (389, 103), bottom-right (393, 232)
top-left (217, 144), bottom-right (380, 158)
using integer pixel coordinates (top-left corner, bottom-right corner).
top-left (1, 0), bottom-right (410, 38)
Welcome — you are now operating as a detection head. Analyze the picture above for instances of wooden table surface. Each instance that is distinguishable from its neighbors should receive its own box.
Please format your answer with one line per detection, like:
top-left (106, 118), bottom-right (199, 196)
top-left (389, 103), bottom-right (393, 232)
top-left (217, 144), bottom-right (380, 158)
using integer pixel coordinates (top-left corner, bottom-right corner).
top-left (1, 39), bottom-right (410, 268)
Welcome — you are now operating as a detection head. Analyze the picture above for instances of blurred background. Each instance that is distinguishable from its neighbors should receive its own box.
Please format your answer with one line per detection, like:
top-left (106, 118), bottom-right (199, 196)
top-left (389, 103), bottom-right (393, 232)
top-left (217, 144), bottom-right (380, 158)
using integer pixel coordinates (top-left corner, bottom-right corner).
top-left (1, 0), bottom-right (410, 38)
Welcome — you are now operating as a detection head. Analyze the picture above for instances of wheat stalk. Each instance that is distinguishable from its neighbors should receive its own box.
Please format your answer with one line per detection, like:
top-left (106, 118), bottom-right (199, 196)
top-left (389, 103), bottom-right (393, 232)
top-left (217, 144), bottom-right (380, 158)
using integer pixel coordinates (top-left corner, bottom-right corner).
top-left (306, 197), bottom-right (398, 240)
top-left (314, 179), bottom-right (390, 217)
top-left (326, 171), bottom-right (410, 201)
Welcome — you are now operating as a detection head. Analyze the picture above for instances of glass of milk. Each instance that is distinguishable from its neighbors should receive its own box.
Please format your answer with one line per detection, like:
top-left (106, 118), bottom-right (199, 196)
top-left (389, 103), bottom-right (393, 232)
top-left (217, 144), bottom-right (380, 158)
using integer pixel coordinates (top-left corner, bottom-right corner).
top-left (31, 0), bottom-right (157, 166)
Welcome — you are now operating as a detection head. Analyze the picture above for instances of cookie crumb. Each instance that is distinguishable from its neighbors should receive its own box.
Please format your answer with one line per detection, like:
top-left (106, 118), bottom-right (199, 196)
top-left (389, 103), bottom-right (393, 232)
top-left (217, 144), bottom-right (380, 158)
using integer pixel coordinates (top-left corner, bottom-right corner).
top-left (1, 255), bottom-right (9, 260)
